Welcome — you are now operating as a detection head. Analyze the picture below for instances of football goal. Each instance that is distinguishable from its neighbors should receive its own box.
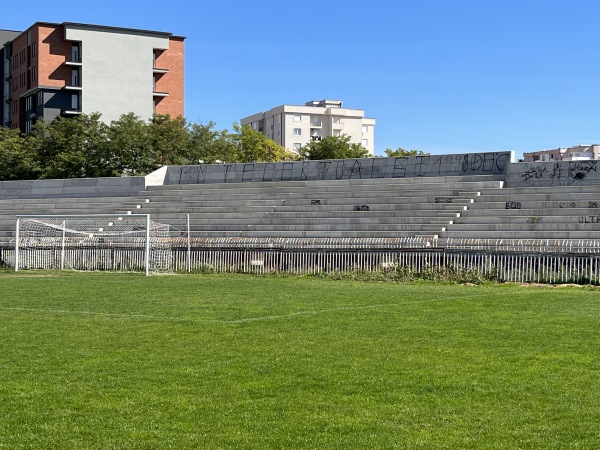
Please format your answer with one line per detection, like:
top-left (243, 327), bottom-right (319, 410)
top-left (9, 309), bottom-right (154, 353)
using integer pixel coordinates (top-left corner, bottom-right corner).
top-left (15, 214), bottom-right (172, 275)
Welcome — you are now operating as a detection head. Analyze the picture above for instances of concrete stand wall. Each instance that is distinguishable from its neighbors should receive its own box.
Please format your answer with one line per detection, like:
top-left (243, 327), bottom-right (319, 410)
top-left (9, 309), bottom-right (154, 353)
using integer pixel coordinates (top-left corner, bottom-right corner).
top-left (165, 152), bottom-right (514, 185)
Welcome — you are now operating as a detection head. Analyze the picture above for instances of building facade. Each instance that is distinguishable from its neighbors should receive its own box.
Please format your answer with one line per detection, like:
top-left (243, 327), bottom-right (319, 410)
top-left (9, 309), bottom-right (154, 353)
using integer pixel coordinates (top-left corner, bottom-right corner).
top-left (241, 100), bottom-right (376, 154)
top-left (1, 22), bottom-right (184, 133)
top-left (523, 145), bottom-right (600, 162)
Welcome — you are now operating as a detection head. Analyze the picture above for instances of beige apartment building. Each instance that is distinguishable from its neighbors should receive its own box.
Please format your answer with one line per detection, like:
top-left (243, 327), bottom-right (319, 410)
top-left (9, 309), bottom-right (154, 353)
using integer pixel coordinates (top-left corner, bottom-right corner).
top-left (523, 145), bottom-right (600, 162)
top-left (241, 99), bottom-right (376, 154)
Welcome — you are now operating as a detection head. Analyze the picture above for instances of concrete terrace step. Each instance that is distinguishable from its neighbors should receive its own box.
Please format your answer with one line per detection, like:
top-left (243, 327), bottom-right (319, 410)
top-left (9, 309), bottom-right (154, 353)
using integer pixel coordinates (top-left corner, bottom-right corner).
top-left (147, 174), bottom-right (505, 190)
top-left (187, 224), bottom-right (445, 232)
top-left (187, 230), bottom-right (427, 239)
top-left (446, 223), bottom-right (600, 232)
top-left (454, 215), bottom-right (600, 224)
top-left (462, 208), bottom-right (600, 217)
top-left (441, 230), bottom-right (600, 240)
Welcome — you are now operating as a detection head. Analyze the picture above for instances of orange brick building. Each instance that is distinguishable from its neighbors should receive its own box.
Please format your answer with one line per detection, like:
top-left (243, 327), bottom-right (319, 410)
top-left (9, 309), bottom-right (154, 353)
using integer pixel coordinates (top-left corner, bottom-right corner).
top-left (1, 22), bottom-right (185, 133)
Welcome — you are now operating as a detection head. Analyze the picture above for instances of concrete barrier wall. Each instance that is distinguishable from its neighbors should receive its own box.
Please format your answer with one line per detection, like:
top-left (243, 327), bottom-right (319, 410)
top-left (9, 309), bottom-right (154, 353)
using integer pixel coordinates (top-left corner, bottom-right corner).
top-left (165, 152), bottom-right (514, 185)
top-left (505, 160), bottom-right (600, 187)
top-left (0, 176), bottom-right (147, 199)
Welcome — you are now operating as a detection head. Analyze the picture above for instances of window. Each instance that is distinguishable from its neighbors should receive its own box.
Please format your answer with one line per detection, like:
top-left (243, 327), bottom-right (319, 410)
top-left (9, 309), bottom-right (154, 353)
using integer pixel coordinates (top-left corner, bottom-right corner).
top-left (293, 143), bottom-right (302, 151)
top-left (362, 139), bottom-right (369, 147)
top-left (293, 128), bottom-right (301, 136)
top-left (333, 117), bottom-right (341, 123)
top-left (72, 68), bottom-right (80, 86)
top-left (362, 125), bottom-right (368, 133)
top-left (31, 66), bottom-right (37, 82)
top-left (37, 91), bottom-right (43, 107)
top-left (71, 43), bottom-right (80, 62)
top-left (71, 93), bottom-right (80, 110)
top-left (25, 120), bottom-right (31, 134)
top-left (277, 115), bottom-right (281, 123)
top-left (25, 96), bottom-right (32, 111)
top-left (293, 114), bottom-right (301, 122)
top-left (333, 130), bottom-right (341, 137)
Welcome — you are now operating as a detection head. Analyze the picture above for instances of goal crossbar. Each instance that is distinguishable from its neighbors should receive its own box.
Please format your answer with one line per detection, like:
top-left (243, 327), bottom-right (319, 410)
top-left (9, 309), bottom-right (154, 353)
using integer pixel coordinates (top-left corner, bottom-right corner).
top-left (15, 214), bottom-right (171, 275)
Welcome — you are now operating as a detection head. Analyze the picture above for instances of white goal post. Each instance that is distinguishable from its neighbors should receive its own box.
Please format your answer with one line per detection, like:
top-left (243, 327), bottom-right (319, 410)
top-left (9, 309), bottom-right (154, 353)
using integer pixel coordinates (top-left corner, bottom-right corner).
top-left (15, 214), bottom-right (172, 275)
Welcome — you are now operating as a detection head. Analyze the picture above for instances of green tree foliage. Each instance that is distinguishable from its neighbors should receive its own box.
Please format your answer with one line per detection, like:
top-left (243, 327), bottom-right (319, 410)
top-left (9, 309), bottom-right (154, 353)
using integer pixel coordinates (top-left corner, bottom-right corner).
top-left (298, 135), bottom-right (369, 160)
top-left (0, 113), bottom-right (308, 181)
top-left (233, 124), bottom-right (296, 163)
top-left (106, 113), bottom-right (155, 176)
top-left (149, 114), bottom-right (190, 167)
top-left (0, 127), bottom-right (37, 180)
top-left (384, 147), bottom-right (429, 157)
top-left (28, 113), bottom-right (110, 179)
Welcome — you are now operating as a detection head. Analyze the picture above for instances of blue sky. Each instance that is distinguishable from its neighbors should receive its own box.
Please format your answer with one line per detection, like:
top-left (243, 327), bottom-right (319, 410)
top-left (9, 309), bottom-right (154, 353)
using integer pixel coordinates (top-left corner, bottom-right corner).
top-left (7, 0), bottom-right (600, 158)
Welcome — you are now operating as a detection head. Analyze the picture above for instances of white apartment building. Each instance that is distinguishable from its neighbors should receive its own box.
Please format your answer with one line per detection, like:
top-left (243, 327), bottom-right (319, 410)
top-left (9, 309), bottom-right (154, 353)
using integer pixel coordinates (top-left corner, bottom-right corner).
top-left (241, 99), bottom-right (376, 154)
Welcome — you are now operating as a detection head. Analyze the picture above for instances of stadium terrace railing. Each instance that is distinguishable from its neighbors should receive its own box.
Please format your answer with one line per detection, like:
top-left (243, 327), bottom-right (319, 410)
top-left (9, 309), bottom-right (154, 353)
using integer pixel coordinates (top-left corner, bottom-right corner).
top-left (2, 237), bottom-right (600, 284)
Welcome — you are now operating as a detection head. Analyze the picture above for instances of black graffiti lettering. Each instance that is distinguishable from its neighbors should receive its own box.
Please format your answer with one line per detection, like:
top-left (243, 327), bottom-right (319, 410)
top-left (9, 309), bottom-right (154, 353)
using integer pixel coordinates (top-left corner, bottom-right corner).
top-left (348, 160), bottom-right (362, 179)
top-left (319, 161), bottom-right (331, 180)
top-left (435, 197), bottom-right (455, 203)
top-left (483, 153), bottom-right (495, 171)
top-left (579, 216), bottom-right (600, 224)
top-left (335, 161), bottom-right (345, 180)
top-left (470, 154), bottom-right (483, 171)
top-left (224, 165), bottom-right (232, 183)
top-left (393, 157), bottom-right (407, 178)
top-left (263, 163), bottom-right (274, 182)
top-left (414, 155), bottom-right (429, 176)
top-left (506, 202), bottom-right (521, 209)
top-left (495, 153), bottom-right (510, 171)
top-left (521, 164), bottom-right (547, 182)
top-left (449, 155), bottom-right (461, 173)
top-left (242, 164), bottom-right (255, 181)
top-left (301, 161), bottom-right (310, 180)
top-left (195, 165), bottom-right (207, 184)
top-left (281, 162), bottom-right (293, 181)
top-left (353, 205), bottom-right (370, 211)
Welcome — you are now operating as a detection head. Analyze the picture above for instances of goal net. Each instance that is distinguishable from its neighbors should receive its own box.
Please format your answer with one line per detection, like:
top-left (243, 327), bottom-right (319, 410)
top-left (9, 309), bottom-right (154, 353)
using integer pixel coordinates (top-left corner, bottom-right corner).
top-left (15, 214), bottom-right (173, 275)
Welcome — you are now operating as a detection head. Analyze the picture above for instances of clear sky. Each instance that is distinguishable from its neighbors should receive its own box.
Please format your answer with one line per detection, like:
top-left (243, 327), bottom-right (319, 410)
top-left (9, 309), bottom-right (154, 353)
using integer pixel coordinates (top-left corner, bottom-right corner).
top-left (7, 0), bottom-right (600, 158)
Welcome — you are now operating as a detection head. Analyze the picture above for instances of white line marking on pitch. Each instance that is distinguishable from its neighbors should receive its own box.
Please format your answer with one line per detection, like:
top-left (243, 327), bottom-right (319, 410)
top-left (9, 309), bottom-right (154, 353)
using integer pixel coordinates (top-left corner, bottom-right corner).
top-left (0, 293), bottom-right (495, 324)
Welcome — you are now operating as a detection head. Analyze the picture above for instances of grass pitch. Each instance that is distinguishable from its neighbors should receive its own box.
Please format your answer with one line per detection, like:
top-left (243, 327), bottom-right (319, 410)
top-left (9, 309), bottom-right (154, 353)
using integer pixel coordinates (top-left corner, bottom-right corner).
top-left (0, 272), bottom-right (599, 449)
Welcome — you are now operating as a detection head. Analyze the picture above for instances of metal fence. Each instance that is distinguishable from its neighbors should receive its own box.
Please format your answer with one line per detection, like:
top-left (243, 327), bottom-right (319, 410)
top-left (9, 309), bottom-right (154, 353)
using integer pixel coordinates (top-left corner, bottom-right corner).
top-left (2, 239), bottom-right (600, 284)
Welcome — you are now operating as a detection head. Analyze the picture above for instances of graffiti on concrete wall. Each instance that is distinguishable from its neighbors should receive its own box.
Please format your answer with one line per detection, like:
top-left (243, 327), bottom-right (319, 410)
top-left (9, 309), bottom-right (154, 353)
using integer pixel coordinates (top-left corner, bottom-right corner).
top-left (509, 161), bottom-right (598, 187)
top-left (167, 152), bottom-right (512, 185)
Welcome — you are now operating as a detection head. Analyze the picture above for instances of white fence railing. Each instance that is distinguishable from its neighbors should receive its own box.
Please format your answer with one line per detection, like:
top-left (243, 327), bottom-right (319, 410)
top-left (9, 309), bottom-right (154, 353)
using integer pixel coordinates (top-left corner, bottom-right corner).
top-left (2, 242), bottom-right (600, 284)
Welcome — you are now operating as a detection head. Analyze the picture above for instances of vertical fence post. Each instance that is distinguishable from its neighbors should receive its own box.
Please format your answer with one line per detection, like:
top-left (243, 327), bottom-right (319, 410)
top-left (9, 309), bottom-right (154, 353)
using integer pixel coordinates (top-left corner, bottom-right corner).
top-left (187, 213), bottom-right (191, 273)
top-left (14, 218), bottom-right (20, 272)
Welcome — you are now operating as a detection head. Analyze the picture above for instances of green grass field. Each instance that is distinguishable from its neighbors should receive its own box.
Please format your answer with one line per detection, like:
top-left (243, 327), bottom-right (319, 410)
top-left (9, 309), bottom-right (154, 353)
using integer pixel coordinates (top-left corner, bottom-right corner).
top-left (0, 272), bottom-right (599, 449)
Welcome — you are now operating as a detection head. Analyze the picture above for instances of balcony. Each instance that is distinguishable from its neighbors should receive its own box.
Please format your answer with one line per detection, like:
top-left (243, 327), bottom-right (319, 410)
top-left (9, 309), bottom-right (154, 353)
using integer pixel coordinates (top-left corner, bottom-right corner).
top-left (153, 67), bottom-right (169, 74)
top-left (332, 121), bottom-right (344, 130)
top-left (310, 120), bottom-right (322, 128)
top-left (153, 90), bottom-right (169, 97)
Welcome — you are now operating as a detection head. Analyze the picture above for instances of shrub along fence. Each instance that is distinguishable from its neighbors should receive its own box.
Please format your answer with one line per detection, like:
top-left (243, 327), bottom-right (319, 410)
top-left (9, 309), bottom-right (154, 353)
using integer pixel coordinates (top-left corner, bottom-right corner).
top-left (2, 239), bottom-right (600, 284)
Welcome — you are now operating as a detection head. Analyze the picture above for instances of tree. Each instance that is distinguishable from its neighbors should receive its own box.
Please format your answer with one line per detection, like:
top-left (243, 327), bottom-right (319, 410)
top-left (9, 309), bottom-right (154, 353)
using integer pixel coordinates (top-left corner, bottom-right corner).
top-left (384, 147), bottom-right (429, 157)
top-left (0, 127), bottom-right (37, 180)
top-left (28, 113), bottom-right (110, 179)
top-left (148, 114), bottom-right (190, 167)
top-left (106, 113), bottom-right (155, 176)
top-left (298, 135), bottom-right (369, 160)
top-left (233, 124), bottom-right (296, 163)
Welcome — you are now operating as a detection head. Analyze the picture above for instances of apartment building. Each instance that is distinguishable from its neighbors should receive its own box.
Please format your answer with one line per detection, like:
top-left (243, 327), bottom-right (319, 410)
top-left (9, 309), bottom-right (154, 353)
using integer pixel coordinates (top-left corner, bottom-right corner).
top-left (1, 22), bottom-right (184, 133)
top-left (523, 145), bottom-right (600, 162)
top-left (241, 100), bottom-right (376, 154)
